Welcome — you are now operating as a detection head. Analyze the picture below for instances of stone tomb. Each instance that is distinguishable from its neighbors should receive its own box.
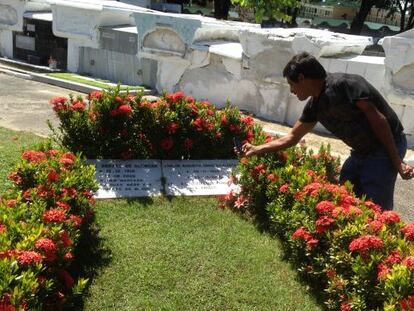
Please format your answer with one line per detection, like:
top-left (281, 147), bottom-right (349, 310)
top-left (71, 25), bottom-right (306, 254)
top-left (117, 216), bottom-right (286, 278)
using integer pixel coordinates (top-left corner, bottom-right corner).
top-left (89, 159), bottom-right (238, 198)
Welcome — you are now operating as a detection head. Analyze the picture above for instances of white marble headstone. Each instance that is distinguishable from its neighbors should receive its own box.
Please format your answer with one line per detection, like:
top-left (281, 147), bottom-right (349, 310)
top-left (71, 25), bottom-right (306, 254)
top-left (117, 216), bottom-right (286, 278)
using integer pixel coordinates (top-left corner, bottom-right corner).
top-left (89, 160), bottom-right (162, 198)
top-left (163, 159), bottom-right (238, 196)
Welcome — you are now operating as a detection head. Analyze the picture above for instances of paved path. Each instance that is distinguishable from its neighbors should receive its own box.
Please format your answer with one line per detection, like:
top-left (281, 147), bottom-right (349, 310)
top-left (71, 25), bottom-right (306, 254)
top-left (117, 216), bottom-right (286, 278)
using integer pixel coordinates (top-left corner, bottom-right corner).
top-left (0, 72), bottom-right (83, 136)
top-left (0, 71), bottom-right (413, 222)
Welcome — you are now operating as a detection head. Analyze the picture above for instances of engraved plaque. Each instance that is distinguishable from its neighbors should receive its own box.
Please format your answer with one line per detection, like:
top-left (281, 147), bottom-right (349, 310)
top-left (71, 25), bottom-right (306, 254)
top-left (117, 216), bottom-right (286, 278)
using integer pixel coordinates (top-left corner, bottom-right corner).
top-left (163, 160), bottom-right (237, 196)
top-left (89, 160), bottom-right (162, 198)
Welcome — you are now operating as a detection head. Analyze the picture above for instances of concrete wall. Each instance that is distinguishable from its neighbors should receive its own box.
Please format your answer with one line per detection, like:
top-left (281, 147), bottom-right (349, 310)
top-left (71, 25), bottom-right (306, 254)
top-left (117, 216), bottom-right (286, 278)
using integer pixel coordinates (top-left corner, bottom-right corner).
top-left (0, 30), bottom-right (13, 58)
top-left (0, 1), bottom-right (24, 32)
top-left (79, 47), bottom-right (140, 85)
top-left (130, 12), bottom-right (414, 147)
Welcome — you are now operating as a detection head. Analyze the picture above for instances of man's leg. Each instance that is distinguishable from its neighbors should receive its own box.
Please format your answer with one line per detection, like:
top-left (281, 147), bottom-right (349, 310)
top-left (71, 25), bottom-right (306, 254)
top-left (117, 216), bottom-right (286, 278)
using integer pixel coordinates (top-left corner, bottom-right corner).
top-left (359, 136), bottom-right (407, 210)
top-left (339, 153), bottom-right (364, 197)
top-left (359, 157), bottom-right (397, 210)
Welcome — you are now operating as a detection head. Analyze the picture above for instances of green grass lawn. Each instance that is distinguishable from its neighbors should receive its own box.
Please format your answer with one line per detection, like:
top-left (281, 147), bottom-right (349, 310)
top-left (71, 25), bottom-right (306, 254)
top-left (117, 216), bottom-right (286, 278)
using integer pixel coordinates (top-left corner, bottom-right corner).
top-left (0, 127), bottom-right (45, 193)
top-left (46, 73), bottom-right (144, 91)
top-left (1, 127), bottom-right (322, 310)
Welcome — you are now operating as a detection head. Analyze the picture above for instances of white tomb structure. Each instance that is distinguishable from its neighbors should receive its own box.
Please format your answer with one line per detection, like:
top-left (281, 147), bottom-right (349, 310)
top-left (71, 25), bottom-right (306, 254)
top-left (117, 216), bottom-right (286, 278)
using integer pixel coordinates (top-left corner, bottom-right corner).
top-left (0, 0), bottom-right (414, 147)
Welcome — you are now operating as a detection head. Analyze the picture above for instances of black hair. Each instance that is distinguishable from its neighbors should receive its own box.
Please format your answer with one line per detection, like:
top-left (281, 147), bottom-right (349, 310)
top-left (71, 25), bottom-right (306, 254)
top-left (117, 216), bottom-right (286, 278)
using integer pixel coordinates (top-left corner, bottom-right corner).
top-left (283, 52), bottom-right (327, 82)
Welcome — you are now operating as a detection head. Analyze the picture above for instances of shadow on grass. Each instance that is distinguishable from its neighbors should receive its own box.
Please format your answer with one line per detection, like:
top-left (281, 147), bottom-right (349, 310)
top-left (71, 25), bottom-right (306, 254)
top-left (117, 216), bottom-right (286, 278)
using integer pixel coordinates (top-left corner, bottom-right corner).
top-left (125, 196), bottom-right (154, 207)
top-left (234, 199), bottom-right (328, 310)
top-left (64, 221), bottom-right (113, 311)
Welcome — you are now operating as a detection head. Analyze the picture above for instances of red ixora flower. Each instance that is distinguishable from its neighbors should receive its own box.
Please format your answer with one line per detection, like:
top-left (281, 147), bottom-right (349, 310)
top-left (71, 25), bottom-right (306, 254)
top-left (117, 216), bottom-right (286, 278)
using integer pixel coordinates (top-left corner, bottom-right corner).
top-left (71, 100), bottom-right (86, 111)
top-left (17, 251), bottom-right (42, 265)
top-left (378, 211), bottom-right (401, 225)
top-left (315, 200), bottom-right (336, 215)
top-left (22, 150), bottom-right (47, 163)
top-left (56, 201), bottom-right (70, 210)
top-left (160, 137), bottom-right (174, 151)
top-left (6, 199), bottom-right (17, 208)
top-left (68, 214), bottom-right (82, 228)
top-left (252, 163), bottom-right (266, 175)
top-left (292, 226), bottom-right (319, 249)
top-left (49, 96), bottom-right (67, 106)
top-left (61, 187), bottom-right (77, 198)
top-left (340, 303), bottom-right (352, 311)
top-left (315, 216), bottom-right (335, 234)
top-left (340, 195), bottom-right (359, 208)
top-left (267, 173), bottom-right (278, 182)
top-left (241, 115), bottom-right (254, 126)
top-left (118, 104), bottom-right (133, 116)
top-left (377, 250), bottom-right (402, 280)
top-left (64, 252), bottom-right (74, 261)
top-left (193, 118), bottom-right (205, 131)
top-left (166, 91), bottom-right (185, 103)
top-left (185, 96), bottom-right (194, 103)
top-left (35, 238), bottom-right (57, 253)
top-left (377, 262), bottom-right (390, 280)
top-left (59, 230), bottom-right (73, 247)
top-left (401, 223), bottom-right (414, 241)
top-left (349, 235), bottom-right (383, 254)
top-left (279, 184), bottom-right (289, 193)
top-left (8, 172), bottom-right (22, 185)
top-left (0, 224), bottom-right (7, 234)
top-left (220, 114), bottom-right (227, 125)
top-left (88, 90), bottom-right (103, 100)
top-left (59, 152), bottom-right (76, 166)
top-left (43, 209), bottom-right (66, 223)
top-left (49, 96), bottom-right (68, 112)
top-left (400, 295), bottom-right (414, 310)
top-left (364, 200), bottom-right (382, 213)
top-left (303, 182), bottom-right (323, 197)
top-left (167, 122), bottom-right (179, 134)
top-left (229, 124), bottom-right (240, 132)
top-left (366, 219), bottom-right (384, 234)
top-left (47, 169), bottom-right (59, 183)
top-left (233, 195), bottom-right (248, 209)
top-left (402, 256), bottom-right (414, 269)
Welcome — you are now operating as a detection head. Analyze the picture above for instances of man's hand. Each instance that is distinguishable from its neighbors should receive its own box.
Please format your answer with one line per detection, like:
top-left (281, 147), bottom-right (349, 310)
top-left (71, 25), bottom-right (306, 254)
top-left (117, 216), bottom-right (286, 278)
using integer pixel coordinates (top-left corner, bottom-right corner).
top-left (242, 142), bottom-right (261, 157)
top-left (398, 162), bottom-right (414, 180)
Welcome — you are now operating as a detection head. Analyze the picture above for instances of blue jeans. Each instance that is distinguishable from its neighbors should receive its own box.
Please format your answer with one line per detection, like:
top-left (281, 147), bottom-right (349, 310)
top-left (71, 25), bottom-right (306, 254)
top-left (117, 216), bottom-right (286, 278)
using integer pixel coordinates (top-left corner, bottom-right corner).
top-left (339, 134), bottom-right (407, 211)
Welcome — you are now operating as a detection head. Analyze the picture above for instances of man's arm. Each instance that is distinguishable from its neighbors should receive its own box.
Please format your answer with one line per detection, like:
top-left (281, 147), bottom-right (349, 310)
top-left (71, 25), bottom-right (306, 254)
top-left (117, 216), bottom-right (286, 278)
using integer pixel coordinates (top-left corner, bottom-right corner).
top-left (242, 120), bottom-right (316, 157)
top-left (355, 99), bottom-right (414, 179)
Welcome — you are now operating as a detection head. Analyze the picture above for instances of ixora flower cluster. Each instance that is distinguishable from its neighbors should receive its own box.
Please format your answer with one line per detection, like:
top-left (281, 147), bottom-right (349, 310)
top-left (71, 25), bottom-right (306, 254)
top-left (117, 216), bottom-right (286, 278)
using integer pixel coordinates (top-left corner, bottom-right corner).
top-left (1, 143), bottom-right (98, 310)
top-left (49, 89), bottom-right (260, 160)
top-left (219, 140), bottom-right (414, 310)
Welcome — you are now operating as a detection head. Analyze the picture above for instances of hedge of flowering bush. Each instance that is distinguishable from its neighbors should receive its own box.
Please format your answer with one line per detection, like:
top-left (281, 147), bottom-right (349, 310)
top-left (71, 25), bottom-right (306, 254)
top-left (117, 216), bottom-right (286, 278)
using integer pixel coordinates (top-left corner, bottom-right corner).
top-left (49, 89), bottom-right (261, 160)
top-left (0, 142), bottom-right (98, 310)
top-left (220, 134), bottom-right (414, 310)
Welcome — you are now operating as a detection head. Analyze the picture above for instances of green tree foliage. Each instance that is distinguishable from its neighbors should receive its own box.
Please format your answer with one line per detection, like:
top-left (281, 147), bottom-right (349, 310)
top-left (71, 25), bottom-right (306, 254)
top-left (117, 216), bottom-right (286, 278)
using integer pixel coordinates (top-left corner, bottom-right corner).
top-left (350, 0), bottom-right (390, 34)
top-left (389, 0), bottom-right (414, 32)
top-left (350, 0), bottom-right (414, 35)
top-left (231, 0), bottom-right (299, 23)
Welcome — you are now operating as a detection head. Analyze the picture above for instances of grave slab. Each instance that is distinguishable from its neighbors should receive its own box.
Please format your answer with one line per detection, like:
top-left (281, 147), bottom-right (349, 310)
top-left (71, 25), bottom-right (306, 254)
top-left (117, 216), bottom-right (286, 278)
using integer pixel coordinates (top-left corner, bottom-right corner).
top-left (163, 159), bottom-right (238, 196)
top-left (89, 159), bottom-right (162, 198)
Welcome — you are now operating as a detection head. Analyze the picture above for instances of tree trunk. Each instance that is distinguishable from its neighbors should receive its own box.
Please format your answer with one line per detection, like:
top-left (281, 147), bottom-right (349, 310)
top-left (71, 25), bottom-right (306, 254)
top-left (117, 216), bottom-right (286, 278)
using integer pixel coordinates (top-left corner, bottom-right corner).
top-left (407, 5), bottom-right (414, 31)
top-left (350, 0), bottom-right (376, 34)
top-left (398, 0), bottom-right (407, 32)
top-left (214, 0), bottom-right (230, 19)
top-left (289, 7), bottom-right (299, 27)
